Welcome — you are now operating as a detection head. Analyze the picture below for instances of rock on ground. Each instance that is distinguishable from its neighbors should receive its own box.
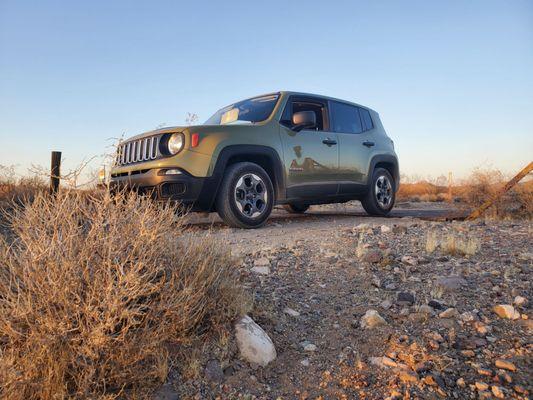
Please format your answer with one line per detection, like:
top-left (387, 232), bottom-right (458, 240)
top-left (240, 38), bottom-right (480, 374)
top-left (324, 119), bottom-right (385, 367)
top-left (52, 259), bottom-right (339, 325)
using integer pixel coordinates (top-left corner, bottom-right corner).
top-left (439, 307), bottom-right (459, 319)
top-left (152, 384), bottom-right (179, 400)
top-left (493, 304), bottom-right (520, 320)
top-left (360, 309), bottom-right (387, 329)
top-left (361, 249), bottom-right (383, 263)
top-left (204, 359), bottom-right (224, 383)
top-left (400, 255), bottom-right (418, 266)
top-left (251, 266), bottom-right (270, 275)
top-left (435, 275), bottom-right (467, 291)
top-left (283, 307), bottom-right (301, 317)
top-left (369, 356), bottom-right (397, 368)
top-left (235, 315), bottom-right (277, 367)
top-left (494, 359), bottom-right (517, 371)
top-left (514, 296), bottom-right (527, 306)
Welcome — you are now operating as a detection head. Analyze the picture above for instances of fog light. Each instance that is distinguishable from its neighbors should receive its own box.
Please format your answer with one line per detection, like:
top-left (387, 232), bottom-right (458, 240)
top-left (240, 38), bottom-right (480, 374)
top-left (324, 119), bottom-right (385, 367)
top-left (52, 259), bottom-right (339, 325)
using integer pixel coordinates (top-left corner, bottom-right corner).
top-left (164, 169), bottom-right (182, 175)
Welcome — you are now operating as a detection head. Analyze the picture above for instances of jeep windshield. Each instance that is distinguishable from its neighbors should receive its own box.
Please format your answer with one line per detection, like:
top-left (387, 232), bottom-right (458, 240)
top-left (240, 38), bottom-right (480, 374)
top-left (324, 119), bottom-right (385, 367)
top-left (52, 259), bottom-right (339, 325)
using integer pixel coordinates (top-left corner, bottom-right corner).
top-left (204, 94), bottom-right (279, 125)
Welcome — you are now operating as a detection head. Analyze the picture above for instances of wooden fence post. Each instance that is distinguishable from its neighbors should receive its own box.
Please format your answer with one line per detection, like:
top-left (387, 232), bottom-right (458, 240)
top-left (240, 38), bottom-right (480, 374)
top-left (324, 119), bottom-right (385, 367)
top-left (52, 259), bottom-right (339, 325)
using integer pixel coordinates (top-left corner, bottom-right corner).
top-left (50, 151), bottom-right (62, 195)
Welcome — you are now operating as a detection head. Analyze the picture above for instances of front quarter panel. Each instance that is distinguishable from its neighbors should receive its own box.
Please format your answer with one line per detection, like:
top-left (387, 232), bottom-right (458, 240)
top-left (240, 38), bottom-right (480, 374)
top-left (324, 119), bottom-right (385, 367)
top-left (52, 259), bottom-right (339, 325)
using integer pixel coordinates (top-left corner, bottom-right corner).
top-left (188, 123), bottom-right (284, 177)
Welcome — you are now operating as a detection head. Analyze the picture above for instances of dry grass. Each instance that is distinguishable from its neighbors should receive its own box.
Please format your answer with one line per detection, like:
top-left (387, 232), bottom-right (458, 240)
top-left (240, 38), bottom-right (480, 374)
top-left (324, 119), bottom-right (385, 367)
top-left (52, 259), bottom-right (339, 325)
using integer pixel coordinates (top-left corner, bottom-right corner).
top-left (424, 230), bottom-right (479, 257)
top-left (0, 192), bottom-right (249, 400)
top-left (0, 165), bottom-right (47, 208)
top-left (397, 181), bottom-right (448, 203)
top-left (440, 234), bottom-right (480, 256)
top-left (425, 230), bottom-right (439, 253)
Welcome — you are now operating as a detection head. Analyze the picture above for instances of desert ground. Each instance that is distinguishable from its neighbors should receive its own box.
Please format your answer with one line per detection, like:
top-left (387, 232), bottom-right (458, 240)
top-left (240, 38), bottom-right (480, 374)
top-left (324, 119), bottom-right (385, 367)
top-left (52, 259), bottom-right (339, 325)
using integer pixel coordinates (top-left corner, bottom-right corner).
top-left (163, 201), bottom-right (532, 400)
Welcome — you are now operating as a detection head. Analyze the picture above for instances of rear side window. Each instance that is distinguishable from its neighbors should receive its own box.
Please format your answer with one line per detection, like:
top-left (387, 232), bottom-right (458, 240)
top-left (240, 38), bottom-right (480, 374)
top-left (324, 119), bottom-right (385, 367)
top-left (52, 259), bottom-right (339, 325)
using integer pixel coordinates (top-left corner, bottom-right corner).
top-left (330, 101), bottom-right (362, 134)
top-left (359, 108), bottom-right (374, 131)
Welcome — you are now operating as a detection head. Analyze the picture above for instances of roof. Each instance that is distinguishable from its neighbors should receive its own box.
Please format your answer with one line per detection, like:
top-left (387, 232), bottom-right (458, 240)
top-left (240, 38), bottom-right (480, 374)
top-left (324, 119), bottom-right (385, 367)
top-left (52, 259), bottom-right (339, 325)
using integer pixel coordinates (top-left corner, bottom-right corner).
top-left (279, 91), bottom-right (374, 111)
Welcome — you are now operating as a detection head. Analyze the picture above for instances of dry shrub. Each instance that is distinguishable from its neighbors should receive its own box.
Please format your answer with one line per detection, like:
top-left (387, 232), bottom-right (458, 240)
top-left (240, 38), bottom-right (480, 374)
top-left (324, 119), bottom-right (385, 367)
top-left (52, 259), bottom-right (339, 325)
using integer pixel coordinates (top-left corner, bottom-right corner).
top-left (514, 179), bottom-right (533, 216)
top-left (397, 181), bottom-right (448, 202)
top-left (458, 167), bottom-right (532, 219)
top-left (0, 192), bottom-right (249, 399)
top-left (0, 165), bottom-right (47, 208)
top-left (459, 168), bottom-right (505, 209)
top-left (396, 181), bottom-right (438, 200)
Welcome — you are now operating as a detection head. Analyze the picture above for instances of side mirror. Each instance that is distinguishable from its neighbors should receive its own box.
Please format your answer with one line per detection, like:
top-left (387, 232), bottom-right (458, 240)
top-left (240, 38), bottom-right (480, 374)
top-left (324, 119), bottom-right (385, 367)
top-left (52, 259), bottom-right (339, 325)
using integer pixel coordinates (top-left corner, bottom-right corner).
top-left (291, 111), bottom-right (316, 132)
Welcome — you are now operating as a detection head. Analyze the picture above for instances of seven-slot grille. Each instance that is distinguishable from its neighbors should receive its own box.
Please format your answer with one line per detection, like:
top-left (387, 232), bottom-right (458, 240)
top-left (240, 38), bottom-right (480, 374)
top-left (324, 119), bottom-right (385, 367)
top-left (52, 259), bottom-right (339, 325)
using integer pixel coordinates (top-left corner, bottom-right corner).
top-left (115, 135), bottom-right (161, 166)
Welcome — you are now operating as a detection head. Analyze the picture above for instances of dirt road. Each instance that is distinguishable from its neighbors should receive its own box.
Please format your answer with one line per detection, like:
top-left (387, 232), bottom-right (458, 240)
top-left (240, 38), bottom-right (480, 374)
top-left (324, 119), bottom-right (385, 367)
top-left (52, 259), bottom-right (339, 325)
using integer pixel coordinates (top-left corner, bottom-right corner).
top-left (184, 201), bottom-right (462, 256)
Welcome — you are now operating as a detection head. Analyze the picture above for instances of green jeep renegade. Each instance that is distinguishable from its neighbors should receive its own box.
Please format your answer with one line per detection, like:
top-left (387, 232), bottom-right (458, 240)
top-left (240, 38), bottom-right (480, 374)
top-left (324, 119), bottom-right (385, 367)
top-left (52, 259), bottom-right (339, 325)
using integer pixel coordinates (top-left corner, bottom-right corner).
top-left (110, 91), bottom-right (399, 228)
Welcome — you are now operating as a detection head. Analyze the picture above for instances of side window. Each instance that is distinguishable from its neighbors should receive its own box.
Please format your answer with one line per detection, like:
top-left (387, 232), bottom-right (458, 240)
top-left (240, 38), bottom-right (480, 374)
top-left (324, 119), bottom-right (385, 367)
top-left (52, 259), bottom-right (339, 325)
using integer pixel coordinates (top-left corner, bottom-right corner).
top-left (359, 108), bottom-right (374, 131)
top-left (330, 101), bottom-right (362, 134)
top-left (281, 99), bottom-right (328, 131)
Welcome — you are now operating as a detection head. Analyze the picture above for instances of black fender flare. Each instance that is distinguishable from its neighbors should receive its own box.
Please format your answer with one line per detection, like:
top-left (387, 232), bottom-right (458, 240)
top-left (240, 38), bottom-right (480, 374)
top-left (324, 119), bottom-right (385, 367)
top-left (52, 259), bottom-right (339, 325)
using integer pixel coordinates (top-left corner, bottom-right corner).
top-left (196, 145), bottom-right (286, 210)
top-left (368, 154), bottom-right (400, 192)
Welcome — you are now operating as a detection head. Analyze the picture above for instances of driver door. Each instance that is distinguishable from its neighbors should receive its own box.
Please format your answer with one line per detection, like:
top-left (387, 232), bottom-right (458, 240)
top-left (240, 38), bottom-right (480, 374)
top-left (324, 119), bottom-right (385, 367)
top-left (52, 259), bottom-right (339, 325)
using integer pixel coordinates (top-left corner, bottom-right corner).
top-left (279, 96), bottom-right (339, 199)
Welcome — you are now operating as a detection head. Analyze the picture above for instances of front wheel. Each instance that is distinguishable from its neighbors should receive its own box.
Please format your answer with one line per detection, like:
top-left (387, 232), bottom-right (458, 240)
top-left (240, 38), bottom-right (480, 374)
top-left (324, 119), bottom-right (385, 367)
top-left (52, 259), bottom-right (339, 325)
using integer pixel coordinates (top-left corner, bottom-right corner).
top-left (215, 162), bottom-right (274, 229)
top-left (361, 168), bottom-right (395, 216)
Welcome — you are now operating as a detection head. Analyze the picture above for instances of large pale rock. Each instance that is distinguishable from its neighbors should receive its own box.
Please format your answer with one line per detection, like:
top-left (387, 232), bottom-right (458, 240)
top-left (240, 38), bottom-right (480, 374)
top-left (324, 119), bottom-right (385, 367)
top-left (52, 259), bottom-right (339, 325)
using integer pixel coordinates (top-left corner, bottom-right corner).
top-left (360, 309), bottom-right (387, 329)
top-left (235, 315), bottom-right (276, 367)
top-left (493, 305), bottom-right (520, 320)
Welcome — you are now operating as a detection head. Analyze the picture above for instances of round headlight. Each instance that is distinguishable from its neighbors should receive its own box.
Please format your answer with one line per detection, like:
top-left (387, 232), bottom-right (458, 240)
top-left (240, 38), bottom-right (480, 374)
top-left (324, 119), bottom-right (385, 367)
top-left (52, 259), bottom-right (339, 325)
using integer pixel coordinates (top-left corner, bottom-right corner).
top-left (167, 133), bottom-right (184, 155)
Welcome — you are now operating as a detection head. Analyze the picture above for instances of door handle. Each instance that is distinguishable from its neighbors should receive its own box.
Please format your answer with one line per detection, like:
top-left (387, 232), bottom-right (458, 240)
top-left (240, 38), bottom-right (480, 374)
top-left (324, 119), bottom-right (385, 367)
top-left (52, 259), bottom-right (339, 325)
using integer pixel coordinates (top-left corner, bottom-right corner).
top-left (362, 141), bottom-right (375, 148)
top-left (322, 138), bottom-right (337, 146)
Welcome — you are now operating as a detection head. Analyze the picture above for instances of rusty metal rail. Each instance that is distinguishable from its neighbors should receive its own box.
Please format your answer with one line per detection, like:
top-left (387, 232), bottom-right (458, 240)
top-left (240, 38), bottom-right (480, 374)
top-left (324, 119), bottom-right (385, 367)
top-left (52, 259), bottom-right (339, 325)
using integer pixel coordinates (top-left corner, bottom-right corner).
top-left (466, 161), bottom-right (533, 220)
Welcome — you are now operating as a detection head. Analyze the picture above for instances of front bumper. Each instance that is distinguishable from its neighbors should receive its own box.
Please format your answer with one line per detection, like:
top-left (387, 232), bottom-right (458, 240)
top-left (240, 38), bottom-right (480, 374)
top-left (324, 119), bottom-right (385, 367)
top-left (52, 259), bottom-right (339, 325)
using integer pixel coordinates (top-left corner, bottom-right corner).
top-left (109, 168), bottom-right (206, 205)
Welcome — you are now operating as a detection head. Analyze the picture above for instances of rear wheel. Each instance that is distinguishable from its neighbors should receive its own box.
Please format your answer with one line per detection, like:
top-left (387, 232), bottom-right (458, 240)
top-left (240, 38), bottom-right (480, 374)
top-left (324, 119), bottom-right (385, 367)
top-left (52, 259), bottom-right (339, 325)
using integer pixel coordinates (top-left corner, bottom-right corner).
top-left (283, 203), bottom-right (309, 214)
top-left (361, 167), bottom-right (395, 216)
top-left (215, 162), bottom-right (274, 228)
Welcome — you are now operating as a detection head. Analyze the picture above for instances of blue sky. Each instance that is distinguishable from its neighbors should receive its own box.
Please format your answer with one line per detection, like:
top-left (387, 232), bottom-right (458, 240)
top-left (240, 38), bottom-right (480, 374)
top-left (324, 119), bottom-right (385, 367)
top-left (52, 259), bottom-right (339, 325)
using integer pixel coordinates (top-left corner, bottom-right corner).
top-left (1, 0), bottom-right (532, 181)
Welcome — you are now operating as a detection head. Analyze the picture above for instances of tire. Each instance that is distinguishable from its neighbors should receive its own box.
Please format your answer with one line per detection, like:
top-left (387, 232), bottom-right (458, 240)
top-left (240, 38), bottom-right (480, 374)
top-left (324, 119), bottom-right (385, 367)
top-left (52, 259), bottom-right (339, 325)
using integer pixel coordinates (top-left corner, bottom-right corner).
top-left (361, 167), bottom-right (395, 216)
top-left (283, 203), bottom-right (309, 214)
top-left (215, 162), bottom-right (274, 229)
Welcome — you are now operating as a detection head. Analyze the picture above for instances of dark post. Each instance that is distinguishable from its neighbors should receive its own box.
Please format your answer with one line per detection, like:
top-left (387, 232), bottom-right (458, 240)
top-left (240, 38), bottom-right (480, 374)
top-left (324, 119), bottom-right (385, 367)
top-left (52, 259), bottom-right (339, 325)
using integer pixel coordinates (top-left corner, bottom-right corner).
top-left (50, 151), bottom-right (62, 195)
